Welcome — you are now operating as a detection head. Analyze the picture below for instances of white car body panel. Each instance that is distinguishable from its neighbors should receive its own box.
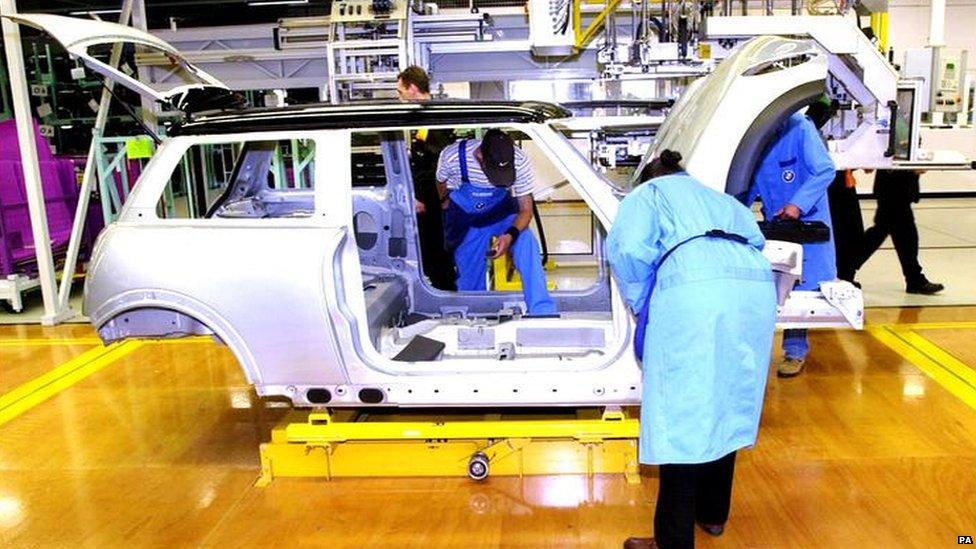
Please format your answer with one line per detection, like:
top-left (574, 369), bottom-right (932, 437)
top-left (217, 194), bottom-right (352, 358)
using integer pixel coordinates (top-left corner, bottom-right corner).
top-left (4, 13), bottom-right (228, 103)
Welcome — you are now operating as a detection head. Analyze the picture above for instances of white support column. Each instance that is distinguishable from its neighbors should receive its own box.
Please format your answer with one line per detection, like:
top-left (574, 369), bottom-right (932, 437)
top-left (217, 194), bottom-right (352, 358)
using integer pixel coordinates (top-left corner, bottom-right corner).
top-left (1, 0), bottom-right (66, 324)
top-left (404, 12), bottom-right (415, 65)
top-left (57, 0), bottom-right (135, 312)
top-left (130, 0), bottom-right (158, 128)
top-left (326, 43), bottom-right (339, 104)
top-left (928, 0), bottom-right (948, 126)
top-left (929, 0), bottom-right (946, 47)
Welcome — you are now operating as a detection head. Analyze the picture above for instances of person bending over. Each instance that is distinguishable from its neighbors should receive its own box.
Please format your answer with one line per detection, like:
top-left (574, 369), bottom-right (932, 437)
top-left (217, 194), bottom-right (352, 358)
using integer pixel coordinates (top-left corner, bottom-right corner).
top-left (608, 150), bottom-right (777, 549)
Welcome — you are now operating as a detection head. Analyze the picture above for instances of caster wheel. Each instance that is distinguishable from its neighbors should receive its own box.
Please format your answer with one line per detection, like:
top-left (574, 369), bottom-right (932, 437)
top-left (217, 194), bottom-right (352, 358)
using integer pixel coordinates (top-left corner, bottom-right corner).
top-left (467, 451), bottom-right (489, 481)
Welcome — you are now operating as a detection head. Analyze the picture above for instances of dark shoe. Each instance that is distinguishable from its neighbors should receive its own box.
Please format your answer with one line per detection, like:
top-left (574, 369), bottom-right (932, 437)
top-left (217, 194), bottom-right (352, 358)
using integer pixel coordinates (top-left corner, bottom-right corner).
top-left (906, 278), bottom-right (945, 295)
top-left (697, 521), bottom-right (725, 536)
top-left (623, 537), bottom-right (658, 549)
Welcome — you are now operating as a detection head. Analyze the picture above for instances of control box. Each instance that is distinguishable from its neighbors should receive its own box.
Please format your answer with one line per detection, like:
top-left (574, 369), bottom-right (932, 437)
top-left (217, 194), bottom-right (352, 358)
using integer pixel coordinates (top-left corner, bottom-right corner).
top-left (903, 46), bottom-right (968, 114)
top-left (932, 48), bottom-right (967, 112)
top-left (331, 0), bottom-right (407, 23)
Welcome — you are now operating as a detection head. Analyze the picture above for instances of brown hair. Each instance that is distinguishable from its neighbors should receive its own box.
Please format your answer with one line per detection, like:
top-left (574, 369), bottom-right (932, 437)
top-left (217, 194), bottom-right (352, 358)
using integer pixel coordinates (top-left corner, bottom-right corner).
top-left (639, 149), bottom-right (684, 181)
top-left (397, 65), bottom-right (431, 94)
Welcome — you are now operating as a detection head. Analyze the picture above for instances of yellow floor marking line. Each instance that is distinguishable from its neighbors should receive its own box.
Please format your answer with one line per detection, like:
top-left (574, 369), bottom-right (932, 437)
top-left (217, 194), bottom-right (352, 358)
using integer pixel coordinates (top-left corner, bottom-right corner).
top-left (878, 321), bottom-right (976, 331)
top-left (893, 327), bottom-right (976, 387)
top-left (0, 341), bottom-right (143, 427)
top-left (867, 326), bottom-right (976, 411)
top-left (0, 338), bottom-right (105, 347)
top-left (0, 336), bottom-right (213, 348)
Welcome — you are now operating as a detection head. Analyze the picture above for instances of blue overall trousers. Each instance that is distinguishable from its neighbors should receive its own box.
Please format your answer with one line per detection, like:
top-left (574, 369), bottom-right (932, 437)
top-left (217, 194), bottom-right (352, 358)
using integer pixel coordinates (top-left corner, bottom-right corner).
top-left (443, 140), bottom-right (557, 315)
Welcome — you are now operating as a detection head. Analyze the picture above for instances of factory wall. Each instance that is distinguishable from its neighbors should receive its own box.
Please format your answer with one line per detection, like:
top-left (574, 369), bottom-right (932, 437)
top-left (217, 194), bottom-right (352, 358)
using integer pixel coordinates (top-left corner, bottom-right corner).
top-left (859, 1), bottom-right (976, 194)
top-left (887, 0), bottom-right (976, 59)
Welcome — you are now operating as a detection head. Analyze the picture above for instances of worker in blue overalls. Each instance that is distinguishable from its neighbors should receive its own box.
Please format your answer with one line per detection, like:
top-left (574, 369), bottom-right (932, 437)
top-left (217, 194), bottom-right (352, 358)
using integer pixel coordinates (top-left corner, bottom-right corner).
top-left (744, 98), bottom-right (836, 377)
top-left (435, 129), bottom-right (557, 315)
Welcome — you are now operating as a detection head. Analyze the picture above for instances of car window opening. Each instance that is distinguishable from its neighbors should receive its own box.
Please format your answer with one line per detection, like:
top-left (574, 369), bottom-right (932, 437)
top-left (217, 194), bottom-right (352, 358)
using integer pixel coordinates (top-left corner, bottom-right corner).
top-left (157, 138), bottom-right (316, 219)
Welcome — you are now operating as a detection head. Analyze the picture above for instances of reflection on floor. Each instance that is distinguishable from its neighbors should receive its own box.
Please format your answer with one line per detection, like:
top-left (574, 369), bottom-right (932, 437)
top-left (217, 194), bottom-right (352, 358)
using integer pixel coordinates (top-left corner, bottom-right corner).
top-left (2, 308), bottom-right (975, 547)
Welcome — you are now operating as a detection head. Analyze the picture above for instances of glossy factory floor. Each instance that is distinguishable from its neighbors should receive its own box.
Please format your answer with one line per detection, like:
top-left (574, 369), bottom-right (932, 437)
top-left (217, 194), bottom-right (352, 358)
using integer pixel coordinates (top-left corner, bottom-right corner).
top-left (2, 309), bottom-right (976, 548)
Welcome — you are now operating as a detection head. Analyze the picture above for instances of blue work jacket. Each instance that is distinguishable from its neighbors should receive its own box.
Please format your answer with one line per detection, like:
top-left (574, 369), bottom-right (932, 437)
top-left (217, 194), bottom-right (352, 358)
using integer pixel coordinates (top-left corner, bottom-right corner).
top-left (606, 174), bottom-right (777, 464)
top-left (745, 113), bottom-right (837, 290)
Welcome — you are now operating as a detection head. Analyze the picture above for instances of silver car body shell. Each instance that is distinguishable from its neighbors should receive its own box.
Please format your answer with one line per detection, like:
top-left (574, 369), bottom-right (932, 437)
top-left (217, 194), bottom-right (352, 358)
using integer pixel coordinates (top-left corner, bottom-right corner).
top-left (6, 14), bottom-right (860, 407)
top-left (84, 125), bottom-right (639, 407)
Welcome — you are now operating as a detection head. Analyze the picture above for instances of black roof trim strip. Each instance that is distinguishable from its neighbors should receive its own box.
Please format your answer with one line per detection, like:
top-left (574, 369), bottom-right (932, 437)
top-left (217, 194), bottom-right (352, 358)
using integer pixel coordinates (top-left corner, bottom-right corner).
top-left (560, 99), bottom-right (675, 110)
top-left (173, 100), bottom-right (572, 136)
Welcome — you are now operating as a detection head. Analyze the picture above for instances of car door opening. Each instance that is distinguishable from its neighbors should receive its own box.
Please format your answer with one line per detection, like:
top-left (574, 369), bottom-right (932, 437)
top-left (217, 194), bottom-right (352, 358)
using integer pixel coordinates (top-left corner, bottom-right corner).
top-left (349, 128), bottom-right (618, 367)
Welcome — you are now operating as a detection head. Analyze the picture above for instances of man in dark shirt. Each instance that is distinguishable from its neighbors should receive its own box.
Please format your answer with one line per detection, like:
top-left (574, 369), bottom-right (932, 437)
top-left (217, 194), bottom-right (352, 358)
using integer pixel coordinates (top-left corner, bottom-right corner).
top-left (397, 66), bottom-right (457, 290)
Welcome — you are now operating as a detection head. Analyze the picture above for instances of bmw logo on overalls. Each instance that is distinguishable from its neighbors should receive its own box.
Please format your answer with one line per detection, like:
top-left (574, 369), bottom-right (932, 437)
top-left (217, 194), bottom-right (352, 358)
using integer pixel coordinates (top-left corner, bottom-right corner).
top-left (475, 202), bottom-right (486, 210)
top-left (782, 169), bottom-right (796, 183)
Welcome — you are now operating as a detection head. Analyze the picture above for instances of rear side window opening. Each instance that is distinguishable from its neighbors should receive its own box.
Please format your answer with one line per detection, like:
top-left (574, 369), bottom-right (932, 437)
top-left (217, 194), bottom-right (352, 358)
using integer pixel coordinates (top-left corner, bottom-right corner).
top-left (156, 138), bottom-right (316, 219)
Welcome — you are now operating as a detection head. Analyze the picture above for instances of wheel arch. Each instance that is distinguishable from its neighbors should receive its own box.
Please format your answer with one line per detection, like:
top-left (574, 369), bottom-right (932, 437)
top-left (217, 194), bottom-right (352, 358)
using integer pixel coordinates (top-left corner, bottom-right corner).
top-left (90, 290), bottom-right (263, 386)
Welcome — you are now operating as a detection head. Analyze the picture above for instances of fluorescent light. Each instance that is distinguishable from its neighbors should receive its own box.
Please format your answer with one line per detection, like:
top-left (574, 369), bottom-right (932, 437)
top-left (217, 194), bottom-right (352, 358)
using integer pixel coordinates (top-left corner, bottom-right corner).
top-left (247, 0), bottom-right (309, 5)
top-left (69, 9), bottom-right (122, 15)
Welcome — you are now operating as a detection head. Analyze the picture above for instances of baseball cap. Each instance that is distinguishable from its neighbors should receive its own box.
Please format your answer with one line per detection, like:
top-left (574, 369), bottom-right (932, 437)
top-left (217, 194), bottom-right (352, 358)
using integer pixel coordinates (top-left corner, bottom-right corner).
top-left (480, 129), bottom-right (516, 187)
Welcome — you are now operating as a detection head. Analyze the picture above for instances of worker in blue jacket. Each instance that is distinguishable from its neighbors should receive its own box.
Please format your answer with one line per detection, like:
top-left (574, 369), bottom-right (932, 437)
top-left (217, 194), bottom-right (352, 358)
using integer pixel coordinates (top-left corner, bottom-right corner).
top-left (608, 150), bottom-right (777, 549)
top-left (435, 129), bottom-right (557, 315)
top-left (744, 101), bottom-right (836, 378)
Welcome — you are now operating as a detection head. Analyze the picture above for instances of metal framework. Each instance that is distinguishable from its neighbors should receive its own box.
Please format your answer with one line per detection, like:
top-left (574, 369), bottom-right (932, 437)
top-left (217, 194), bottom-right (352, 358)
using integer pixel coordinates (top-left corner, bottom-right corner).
top-left (93, 135), bottom-right (149, 224)
top-left (1, 0), bottom-right (65, 323)
top-left (1, 0), bottom-right (140, 322)
top-left (574, 0), bottom-right (623, 50)
top-left (0, 274), bottom-right (39, 312)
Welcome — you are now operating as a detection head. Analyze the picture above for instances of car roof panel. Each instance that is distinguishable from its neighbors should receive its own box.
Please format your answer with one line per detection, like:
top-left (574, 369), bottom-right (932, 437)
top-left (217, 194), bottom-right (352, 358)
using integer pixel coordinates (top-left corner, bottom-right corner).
top-left (173, 100), bottom-right (573, 135)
